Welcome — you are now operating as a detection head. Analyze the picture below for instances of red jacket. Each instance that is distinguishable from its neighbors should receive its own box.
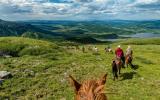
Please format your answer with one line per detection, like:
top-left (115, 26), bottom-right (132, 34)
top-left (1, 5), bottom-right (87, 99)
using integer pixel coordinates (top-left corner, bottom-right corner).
top-left (115, 48), bottom-right (124, 57)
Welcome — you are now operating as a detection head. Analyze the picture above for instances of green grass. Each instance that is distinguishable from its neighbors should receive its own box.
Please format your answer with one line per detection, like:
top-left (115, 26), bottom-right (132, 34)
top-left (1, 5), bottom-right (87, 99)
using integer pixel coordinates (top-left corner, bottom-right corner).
top-left (0, 37), bottom-right (60, 57)
top-left (0, 37), bottom-right (160, 100)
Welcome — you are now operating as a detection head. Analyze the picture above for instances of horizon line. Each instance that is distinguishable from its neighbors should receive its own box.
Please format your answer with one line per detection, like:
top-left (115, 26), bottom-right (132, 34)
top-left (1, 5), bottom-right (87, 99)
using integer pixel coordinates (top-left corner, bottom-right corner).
top-left (1, 18), bottom-right (160, 22)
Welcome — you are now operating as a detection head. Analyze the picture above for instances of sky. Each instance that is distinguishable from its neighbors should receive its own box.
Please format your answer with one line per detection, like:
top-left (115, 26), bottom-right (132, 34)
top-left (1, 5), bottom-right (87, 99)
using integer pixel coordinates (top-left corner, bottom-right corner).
top-left (0, 0), bottom-right (160, 21)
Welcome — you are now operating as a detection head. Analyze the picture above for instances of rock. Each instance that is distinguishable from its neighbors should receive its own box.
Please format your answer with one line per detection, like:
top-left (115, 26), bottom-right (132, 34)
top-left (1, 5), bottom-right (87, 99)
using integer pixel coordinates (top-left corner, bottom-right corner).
top-left (0, 79), bottom-right (4, 85)
top-left (0, 51), bottom-right (5, 56)
top-left (0, 51), bottom-right (12, 57)
top-left (4, 55), bottom-right (12, 58)
top-left (0, 71), bottom-right (12, 79)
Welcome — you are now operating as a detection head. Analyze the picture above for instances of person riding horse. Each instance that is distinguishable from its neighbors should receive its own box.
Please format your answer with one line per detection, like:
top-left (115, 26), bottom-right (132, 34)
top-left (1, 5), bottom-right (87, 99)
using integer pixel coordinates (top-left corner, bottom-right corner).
top-left (115, 45), bottom-right (125, 66)
top-left (125, 45), bottom-right (133, 58)
top-left (125, 45), bottom-right (134, 67)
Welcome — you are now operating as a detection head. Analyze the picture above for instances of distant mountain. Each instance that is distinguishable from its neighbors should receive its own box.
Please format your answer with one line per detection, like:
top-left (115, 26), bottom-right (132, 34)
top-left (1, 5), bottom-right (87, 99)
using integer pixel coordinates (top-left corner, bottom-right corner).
top-left (0, 19), bottom-right (61, 39)
top-left (1, 19), bottom-right (159, 43)
top-left (0, 19), bottom-right (33, 36)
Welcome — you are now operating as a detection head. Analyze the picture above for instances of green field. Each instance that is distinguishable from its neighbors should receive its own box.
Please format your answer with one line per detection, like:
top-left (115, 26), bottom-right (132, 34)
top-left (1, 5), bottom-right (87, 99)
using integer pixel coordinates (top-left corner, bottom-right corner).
top-left (0, 37), bottom-right (160, 100)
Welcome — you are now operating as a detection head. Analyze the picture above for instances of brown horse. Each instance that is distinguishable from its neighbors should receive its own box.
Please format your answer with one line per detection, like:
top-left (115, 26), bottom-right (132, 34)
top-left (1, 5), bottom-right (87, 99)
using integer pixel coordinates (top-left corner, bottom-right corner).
top-left (112, 57), bottom-right (123, 80)
top-left (125, 55), bottom-right (133, 68)
top-left (69, 74), bottom-right (108, 100)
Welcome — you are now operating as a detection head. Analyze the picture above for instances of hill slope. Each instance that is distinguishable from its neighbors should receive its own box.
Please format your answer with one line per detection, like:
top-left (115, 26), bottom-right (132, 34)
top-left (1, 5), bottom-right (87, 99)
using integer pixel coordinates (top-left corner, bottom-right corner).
top-left (0, 37), bottom-right (160, 99)
top-left (0, 19), bottom-right (62, 39)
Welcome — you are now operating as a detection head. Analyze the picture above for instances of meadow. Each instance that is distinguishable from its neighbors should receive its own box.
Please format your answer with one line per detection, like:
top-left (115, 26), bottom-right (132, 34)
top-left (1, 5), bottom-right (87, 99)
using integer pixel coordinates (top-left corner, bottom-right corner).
top-left (0, 37), bottom-right (160, 100)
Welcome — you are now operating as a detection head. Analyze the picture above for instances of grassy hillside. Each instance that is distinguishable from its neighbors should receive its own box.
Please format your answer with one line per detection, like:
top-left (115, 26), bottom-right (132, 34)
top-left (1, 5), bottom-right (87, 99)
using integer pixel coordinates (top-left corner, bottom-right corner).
top-left (0, 37), bottom-right (160, 100)
top-left (0, 37), bottom-right (60, 57)
top-left (0, 19), bottom-right (62, 41)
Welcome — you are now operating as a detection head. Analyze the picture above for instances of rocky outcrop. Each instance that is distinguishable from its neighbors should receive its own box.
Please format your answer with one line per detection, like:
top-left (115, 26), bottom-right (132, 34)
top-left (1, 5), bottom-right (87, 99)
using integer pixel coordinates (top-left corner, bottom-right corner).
top-left (0, 71), bottom-right (12, 79)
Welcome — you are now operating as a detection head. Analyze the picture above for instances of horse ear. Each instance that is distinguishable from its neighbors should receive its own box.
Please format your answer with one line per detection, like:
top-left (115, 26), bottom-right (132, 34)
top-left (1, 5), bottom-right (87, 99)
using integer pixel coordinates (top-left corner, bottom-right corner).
top-left (69, 75), bottom-right (81, 92)
top-left (98, 73), bottom-right (108, 85)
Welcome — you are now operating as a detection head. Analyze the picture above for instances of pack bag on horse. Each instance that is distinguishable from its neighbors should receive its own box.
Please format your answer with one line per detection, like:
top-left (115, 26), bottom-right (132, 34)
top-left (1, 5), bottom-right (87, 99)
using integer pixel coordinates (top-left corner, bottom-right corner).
top-left (115, 45), bottom-right (125, 68)
top-left (69, 74), bottom-right (108, 100)
top-left (105, 45), bottom-right (113, 53)
top-left (93, 46), bottom-right (98, 52)
top-left (125, 45), bottom-right (134, 68)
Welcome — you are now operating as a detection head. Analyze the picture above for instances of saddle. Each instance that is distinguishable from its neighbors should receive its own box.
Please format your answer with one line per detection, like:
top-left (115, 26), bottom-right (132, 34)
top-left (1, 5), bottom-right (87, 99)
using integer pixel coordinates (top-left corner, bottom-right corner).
top-left (114, 57), bottom-right (122, 65)
top-left (126, 54), bottom-right (132, 59)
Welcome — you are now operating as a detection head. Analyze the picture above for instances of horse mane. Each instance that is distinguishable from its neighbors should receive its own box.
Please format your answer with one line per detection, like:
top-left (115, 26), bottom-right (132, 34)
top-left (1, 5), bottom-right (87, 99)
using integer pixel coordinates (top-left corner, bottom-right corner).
top-left (79, 80), bottom-right (100, 94)
top-left (69, 74), bottom-right (107, 100)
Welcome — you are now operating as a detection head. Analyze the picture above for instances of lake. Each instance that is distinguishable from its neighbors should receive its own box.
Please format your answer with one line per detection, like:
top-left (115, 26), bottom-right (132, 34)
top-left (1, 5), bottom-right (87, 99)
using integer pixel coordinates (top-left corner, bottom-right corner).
top-left (97, 33), bottom-right (160, 42)
top-left (120, 33), bottom-right (160, 38)
top-left (113, 33), bottom-right (160, 41)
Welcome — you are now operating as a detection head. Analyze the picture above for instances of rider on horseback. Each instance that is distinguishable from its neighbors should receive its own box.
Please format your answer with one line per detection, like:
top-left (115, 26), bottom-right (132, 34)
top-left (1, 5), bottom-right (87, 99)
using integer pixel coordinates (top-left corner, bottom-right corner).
top-left (115, 45), bottom-right (125, 65)
top-left (125, 45), bottom-right (134, 67)
top-left (126, 45), bottom-right (133, 58)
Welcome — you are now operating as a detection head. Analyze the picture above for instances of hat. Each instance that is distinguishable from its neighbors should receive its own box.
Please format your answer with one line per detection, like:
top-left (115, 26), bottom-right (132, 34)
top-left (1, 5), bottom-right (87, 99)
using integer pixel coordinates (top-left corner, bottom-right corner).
top-left (118, 45), bottom-right (121, 48)
top-left (128, 45), bottom-right (131, 48)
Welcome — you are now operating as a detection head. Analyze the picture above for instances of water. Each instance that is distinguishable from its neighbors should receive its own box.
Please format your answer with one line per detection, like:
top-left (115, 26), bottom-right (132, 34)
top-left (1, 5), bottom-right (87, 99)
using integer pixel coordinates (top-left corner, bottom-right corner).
top-left (100, 33), bottom-right (160, 42)
top-left (121, 33), bottom-right (160, 38)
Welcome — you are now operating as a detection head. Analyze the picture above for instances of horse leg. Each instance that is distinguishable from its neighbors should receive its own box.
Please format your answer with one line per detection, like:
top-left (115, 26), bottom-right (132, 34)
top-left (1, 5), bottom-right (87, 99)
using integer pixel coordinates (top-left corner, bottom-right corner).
top-left (113, 66), bottom-right (118, 80)
top-left (126, 62), bottom-right (128, 67)
top-left (112, 71), bottom-right (117, 81)
top-left (113, 71), bottom-right (118, 81)
top-left (116, 72), bottom-right (118, 79)
top-left (118, 66), bottom-right (121, 75)
top-left (129, 62), bottom-right (134, 68)
top-left (113, 73), bottom-right (115, 81)
top-left (128, 58), bottom-right (133, 68)
top-left (112, 67), bottom-right (115, 81)
top-left (122, 61), bottom-right (125, 68)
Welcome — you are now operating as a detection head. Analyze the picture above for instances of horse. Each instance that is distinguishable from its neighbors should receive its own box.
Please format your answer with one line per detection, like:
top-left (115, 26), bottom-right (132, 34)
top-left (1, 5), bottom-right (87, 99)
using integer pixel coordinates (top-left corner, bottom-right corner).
top-left (105, 48), bottom-right (113, 53)
top-left (112, 60), bottom-right (118, 81)
top-left (112, 57), bottom-right (123, 80)
top-left (69, 74), bottom-right (108, 100)
top-left (93, 47), bottom-right (98, 53)
top-left (125, 55), bottom-right (133, 68)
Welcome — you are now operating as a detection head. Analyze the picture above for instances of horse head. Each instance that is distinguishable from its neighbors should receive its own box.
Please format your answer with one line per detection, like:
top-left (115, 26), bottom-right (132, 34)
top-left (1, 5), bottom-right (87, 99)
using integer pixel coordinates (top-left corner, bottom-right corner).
top-left (69, 74), bottom-right (108, 100)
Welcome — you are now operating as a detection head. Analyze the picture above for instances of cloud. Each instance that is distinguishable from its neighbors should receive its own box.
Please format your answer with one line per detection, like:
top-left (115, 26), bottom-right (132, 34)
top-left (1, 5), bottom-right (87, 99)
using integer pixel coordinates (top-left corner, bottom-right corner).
top-left (0, 0), bottom-right (159, 20)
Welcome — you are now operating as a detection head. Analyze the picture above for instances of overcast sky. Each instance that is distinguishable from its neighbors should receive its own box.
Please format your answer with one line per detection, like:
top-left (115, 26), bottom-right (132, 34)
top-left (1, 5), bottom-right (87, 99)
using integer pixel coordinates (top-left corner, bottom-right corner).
top-left (0, 0), bottom-right (160, 21)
